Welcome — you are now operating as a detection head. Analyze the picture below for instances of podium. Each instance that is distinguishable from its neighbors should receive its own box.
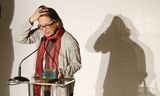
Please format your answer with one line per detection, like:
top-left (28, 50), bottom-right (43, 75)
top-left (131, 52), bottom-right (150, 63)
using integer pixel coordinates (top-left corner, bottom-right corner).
top-left (8, 78), bottom-right (75, 96)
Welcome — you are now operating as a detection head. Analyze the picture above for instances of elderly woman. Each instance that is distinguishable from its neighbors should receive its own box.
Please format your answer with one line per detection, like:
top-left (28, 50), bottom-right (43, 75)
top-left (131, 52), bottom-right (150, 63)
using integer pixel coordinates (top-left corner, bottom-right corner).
top-left (15, 5), bottom-right (82, 96)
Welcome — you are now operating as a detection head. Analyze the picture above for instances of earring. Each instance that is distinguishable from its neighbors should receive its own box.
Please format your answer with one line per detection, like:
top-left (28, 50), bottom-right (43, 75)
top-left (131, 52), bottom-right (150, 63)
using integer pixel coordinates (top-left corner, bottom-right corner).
top-left (56, 23), bottom-right (60, 28)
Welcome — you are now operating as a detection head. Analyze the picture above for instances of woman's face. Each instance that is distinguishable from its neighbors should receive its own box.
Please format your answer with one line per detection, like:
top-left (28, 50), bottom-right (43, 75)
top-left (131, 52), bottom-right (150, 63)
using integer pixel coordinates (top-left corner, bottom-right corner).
top-left (38, 15), bottom-right (57, 37)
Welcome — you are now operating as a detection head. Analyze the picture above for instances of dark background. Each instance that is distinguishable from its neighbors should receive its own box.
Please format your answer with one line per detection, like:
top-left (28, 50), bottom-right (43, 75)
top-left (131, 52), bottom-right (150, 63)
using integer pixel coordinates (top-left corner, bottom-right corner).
top-left (0, 0), bottom-right (14, 96)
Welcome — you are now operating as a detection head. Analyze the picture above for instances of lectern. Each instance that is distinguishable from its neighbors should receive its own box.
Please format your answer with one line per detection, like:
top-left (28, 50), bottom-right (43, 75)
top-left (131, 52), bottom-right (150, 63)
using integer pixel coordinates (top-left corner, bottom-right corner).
top-left (8, 78), bottom-right (75, 96)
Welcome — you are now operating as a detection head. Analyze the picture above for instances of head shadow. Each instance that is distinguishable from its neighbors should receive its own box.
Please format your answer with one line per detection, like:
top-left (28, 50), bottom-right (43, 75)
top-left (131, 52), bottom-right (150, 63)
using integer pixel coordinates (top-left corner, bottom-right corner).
top-left (86, 14), bottom-right (157, 96)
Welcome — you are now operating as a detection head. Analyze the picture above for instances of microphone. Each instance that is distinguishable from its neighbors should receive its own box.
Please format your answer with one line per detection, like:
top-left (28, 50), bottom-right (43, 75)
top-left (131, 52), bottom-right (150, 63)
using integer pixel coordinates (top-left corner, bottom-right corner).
top-left (8, 45), bottom-right (40, 85)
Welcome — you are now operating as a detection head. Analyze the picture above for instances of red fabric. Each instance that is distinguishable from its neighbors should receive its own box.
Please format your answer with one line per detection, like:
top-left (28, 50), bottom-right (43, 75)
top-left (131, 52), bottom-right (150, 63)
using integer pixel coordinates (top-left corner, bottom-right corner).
top-left (33, 85), bottom-right (41, 96)
top-left (35, 28), bottom-right (65, 76)
top-left (33, 28), bottom-right (64, 96)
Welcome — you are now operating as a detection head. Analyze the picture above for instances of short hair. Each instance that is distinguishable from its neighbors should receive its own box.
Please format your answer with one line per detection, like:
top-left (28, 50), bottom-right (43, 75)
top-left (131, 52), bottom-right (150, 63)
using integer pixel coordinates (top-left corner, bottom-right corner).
top-left (39, 5), bottom-right (61, 21)
top-left (38, 5), bottom-right (63, 27)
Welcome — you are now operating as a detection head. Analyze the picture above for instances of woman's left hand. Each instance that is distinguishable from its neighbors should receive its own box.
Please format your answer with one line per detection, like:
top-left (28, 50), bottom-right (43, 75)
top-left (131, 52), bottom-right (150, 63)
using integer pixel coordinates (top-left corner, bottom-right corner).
top-left (57, 68), bottom-right (64, 79)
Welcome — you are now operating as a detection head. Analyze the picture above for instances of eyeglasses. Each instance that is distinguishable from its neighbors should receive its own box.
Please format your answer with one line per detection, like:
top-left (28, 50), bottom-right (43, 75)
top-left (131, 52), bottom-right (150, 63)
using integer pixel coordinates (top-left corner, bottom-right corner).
top-left (38, 21), bottom-right (55, 30)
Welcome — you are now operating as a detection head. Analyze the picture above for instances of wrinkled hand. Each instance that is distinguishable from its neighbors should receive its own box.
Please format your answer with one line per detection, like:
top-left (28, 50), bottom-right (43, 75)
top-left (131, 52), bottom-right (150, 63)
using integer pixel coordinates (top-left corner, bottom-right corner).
top-left (58, 68), bottom-right (65, 79)
top-left (29, 6), bottom-right (48, 23)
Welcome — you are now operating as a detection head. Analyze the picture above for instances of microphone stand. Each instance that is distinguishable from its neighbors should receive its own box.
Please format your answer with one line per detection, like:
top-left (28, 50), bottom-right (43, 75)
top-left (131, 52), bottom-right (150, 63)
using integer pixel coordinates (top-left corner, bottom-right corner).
top-left (14, 48), bottom-right (39, 82)
top-left (8, 46), bottom-right (40, 84)
top-left (8, 38), bottom-right (59, 85)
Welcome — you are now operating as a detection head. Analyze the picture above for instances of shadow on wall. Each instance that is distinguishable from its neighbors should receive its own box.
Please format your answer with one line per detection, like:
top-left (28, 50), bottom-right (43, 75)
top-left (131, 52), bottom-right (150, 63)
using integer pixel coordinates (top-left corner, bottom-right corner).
top-left (0, 0), bottom-right (14, 96)
top-left (86, 15), bottom-right (157, 96)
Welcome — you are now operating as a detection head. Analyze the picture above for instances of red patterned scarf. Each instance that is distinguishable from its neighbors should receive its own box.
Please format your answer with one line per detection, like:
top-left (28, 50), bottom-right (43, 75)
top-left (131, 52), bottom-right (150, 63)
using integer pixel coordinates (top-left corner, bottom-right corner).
top-left (35, 28), bottom-right (65, 77)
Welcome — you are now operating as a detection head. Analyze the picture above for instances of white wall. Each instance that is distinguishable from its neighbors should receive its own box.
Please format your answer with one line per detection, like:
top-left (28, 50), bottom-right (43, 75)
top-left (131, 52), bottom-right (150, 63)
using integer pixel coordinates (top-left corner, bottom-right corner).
top-left (10, 0), bottom-right (160, 96)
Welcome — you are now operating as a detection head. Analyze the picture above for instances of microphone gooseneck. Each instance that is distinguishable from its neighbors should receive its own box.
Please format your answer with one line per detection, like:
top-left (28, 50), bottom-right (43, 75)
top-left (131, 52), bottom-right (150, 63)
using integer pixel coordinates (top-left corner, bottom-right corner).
top-left (8, 39), bottom-right (42, 85)
top-left (44, 45), bottom-right (57, 65)
top-left (18, 47), bottom-right (40, 77)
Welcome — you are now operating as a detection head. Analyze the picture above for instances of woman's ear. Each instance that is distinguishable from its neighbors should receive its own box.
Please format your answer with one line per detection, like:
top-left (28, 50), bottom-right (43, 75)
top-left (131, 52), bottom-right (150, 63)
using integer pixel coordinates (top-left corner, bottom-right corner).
top-left (55, 20), bottom-right (62, 28)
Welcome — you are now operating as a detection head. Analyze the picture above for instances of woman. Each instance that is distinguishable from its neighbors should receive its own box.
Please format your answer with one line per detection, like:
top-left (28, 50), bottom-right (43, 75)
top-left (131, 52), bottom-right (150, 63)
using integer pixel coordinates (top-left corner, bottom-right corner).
top-left (16, 5), bottom-right (82, 96)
